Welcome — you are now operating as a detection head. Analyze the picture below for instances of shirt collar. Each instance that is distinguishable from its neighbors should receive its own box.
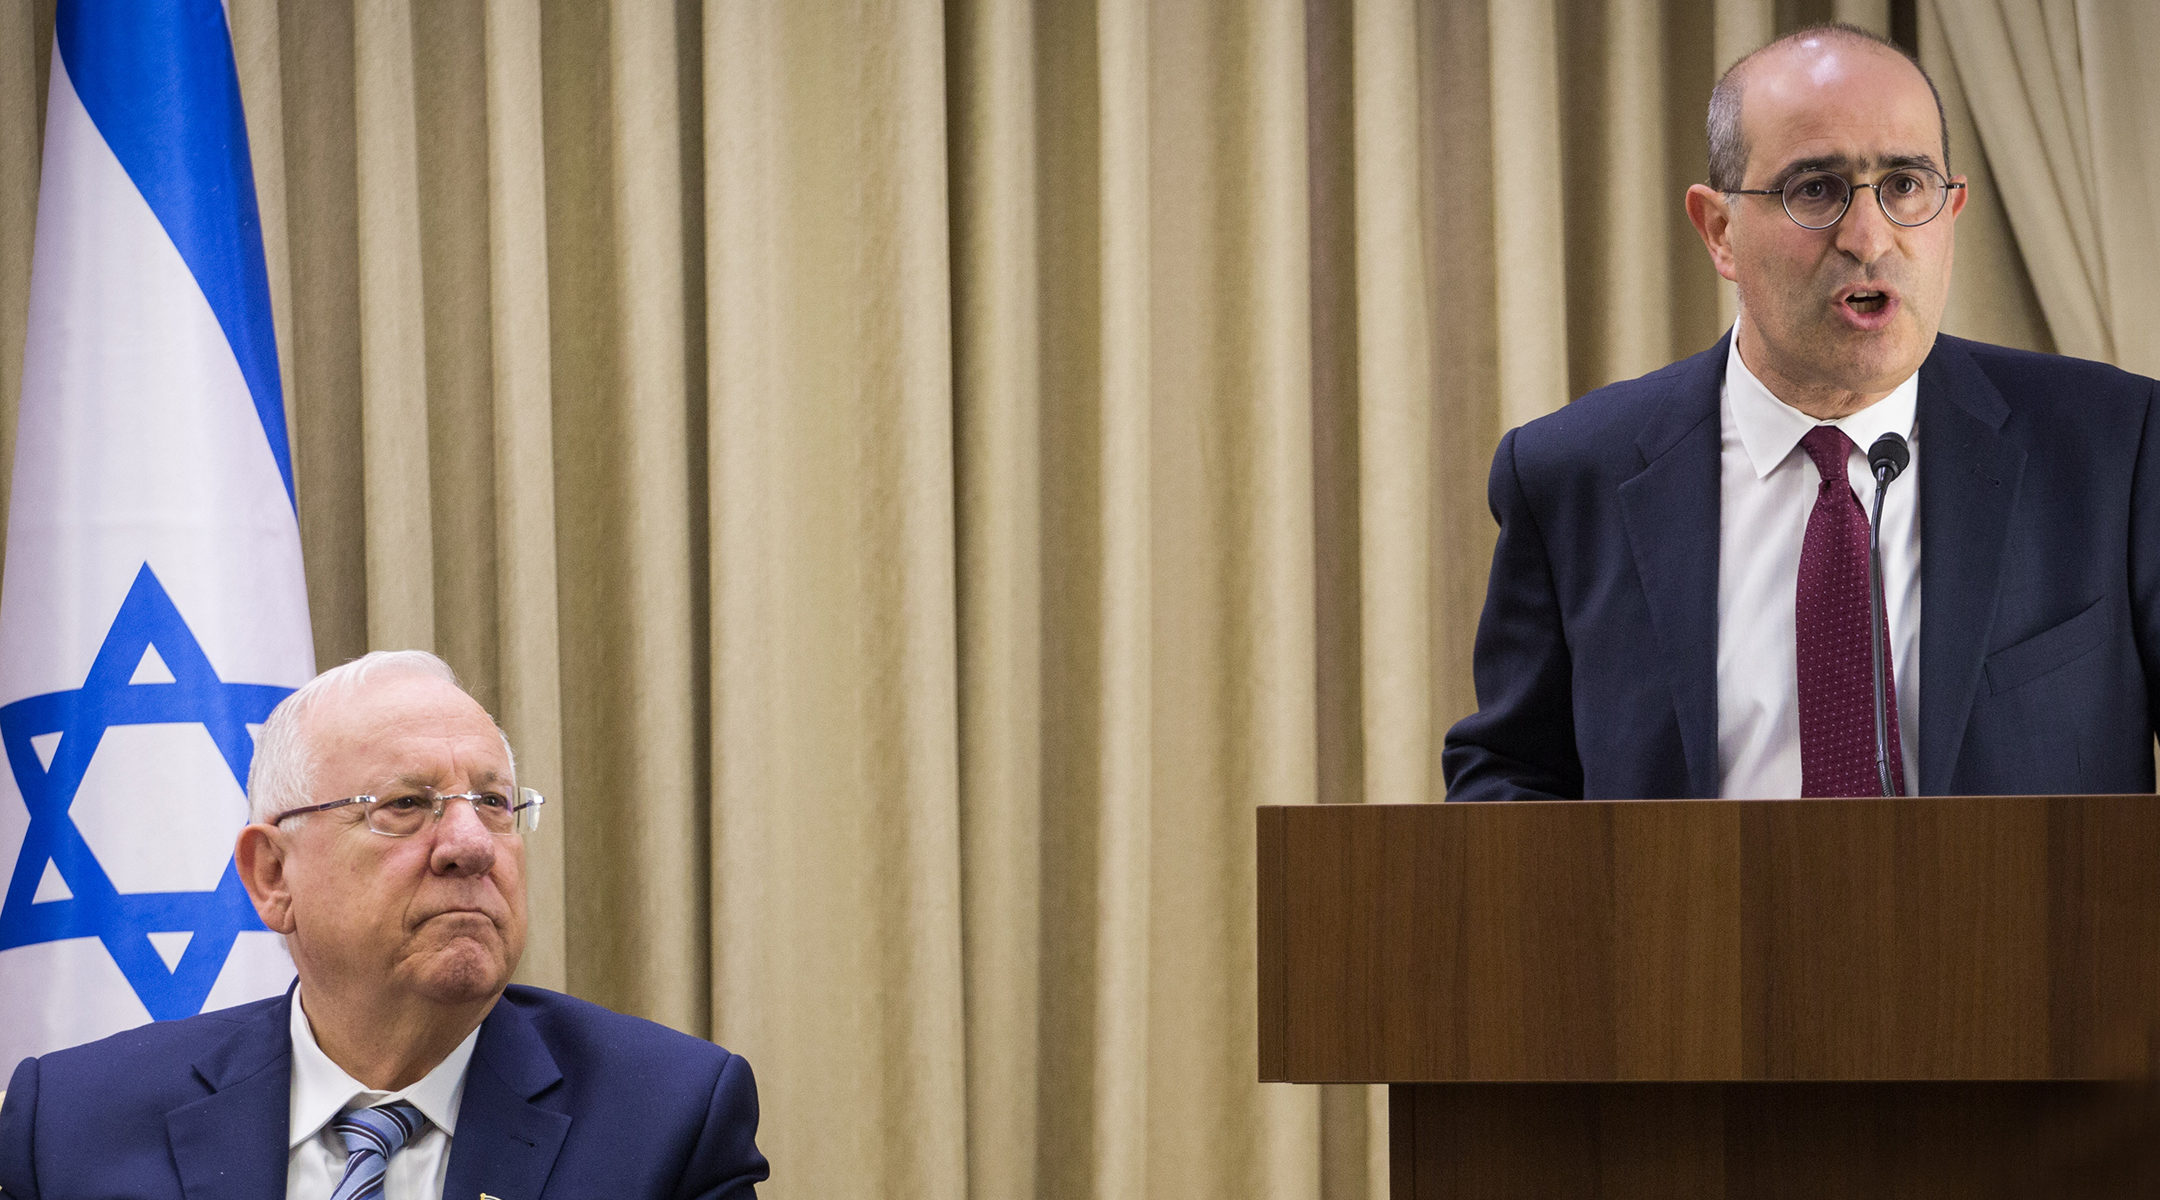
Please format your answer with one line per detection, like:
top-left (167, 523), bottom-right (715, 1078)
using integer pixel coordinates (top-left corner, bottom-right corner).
top-left (1724, 324), bottom-right (1920, 479)
top-left (287, 984), bottom-right (482, 1150)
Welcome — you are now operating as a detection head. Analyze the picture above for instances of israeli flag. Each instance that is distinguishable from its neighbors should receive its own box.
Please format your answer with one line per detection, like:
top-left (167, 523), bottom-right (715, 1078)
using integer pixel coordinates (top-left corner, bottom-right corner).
top-left (0, 0), bottom-right (312, 1064)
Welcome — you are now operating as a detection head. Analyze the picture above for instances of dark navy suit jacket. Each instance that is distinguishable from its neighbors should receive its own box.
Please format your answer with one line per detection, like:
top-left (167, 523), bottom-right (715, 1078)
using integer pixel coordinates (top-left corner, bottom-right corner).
top-left (1443, 332), bottom-right (2160, 801)
top-left (0, 984), bottom-right (767, 1199)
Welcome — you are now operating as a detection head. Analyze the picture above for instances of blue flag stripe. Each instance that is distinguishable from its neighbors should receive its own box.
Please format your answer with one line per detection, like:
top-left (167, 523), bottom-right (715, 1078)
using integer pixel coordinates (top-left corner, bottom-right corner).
top-left (54, 0), bottom-right (297, 508)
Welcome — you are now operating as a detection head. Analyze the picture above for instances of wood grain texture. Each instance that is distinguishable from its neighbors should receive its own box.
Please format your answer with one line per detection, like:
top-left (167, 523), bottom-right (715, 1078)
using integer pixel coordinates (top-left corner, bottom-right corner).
top-left (1746, 796), bottom-right (2052, 1078)
top-left (1256, 804), bottom-right (1286, 1080)
top-left (1393, 1082), bottom-right (2160, 1199)
top-left (1257, 798), bottom-right (2160, 1083)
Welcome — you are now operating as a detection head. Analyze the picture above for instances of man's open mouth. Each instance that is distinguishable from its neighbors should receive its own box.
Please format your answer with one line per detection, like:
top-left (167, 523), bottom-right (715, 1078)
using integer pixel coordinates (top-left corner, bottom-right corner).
top-left (1846, 290), bottom-right (1889, 313)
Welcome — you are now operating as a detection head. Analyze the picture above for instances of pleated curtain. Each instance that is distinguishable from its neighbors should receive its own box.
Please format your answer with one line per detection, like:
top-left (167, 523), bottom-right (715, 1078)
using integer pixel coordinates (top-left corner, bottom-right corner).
top-left (0, 2), bottom-right (2120, 1197)
top-left (1925, 0), bottom-right (2160, 375)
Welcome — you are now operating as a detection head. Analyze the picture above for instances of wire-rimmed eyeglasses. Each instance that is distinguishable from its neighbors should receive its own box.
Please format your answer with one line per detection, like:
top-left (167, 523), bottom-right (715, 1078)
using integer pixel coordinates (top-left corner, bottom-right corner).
top-left (273, 786), bottom-right (546, 837)
top-left (1728, 165), bottom-right (1964, 230)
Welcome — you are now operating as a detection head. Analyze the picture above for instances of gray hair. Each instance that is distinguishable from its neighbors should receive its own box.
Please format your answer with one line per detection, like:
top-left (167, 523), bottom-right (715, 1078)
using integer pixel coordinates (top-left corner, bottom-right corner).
top-left (246, 650), bottom-right (515, 823)
top-left (1707, 23), bottom-right (1950, 193)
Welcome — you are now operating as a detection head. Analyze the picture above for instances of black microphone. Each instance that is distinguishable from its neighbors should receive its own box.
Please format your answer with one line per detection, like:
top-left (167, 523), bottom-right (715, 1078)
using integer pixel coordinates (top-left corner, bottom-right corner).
top-left (1865, 432), bottom-right (1909, 796)
top-left (1868, 433), bottom-right (1910, 484)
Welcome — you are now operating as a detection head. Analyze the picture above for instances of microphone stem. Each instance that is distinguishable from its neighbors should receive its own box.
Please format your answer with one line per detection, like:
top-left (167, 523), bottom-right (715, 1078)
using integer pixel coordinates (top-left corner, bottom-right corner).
top-left (1868, 469), bottom-right (1896, 797)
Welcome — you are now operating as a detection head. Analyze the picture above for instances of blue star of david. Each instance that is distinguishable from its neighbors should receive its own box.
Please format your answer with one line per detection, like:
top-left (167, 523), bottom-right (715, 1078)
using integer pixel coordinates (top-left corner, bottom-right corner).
top-left (0, 563), bottom-right (293, 1020)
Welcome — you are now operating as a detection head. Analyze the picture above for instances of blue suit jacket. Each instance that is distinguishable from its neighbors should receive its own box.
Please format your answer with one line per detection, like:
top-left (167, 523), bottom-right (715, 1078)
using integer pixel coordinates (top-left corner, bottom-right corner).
top-left (0, 984), bottom-right (767, 1199)
top-left (1443, 333), bottom-right (2160, 800)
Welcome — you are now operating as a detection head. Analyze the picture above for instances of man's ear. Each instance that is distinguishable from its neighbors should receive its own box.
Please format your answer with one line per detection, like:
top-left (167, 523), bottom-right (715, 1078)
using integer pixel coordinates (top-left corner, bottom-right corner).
top-left (1685, 184), bottom-right (1740, 282)
top-left (235, 823), bottom-right (297, 934)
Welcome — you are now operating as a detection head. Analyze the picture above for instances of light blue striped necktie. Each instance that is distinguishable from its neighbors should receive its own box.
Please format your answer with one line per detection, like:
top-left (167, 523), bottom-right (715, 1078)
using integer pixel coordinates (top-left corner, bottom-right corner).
top-left (327, 1101), bottom-right (430, 1200)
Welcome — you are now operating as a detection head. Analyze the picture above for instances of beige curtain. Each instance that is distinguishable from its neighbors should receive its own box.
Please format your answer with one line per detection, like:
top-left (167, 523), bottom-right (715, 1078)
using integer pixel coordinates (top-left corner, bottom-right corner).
top-left (1923, 2), bottom-right (2056, 353)
top-left (0, 2), bottom-right (2067, 1197)
top-left (1927, 0), bottom-right (2160, 375)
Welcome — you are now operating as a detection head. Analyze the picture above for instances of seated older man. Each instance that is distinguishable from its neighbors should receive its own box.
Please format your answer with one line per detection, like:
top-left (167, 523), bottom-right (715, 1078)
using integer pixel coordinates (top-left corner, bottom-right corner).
top-left (0, 650), bottom-right (767, 1199)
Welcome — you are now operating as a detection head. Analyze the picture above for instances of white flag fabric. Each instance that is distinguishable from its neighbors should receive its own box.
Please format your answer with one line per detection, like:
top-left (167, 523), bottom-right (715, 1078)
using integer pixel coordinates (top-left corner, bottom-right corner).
top-left (0, 0), bottom-right (312, 1065)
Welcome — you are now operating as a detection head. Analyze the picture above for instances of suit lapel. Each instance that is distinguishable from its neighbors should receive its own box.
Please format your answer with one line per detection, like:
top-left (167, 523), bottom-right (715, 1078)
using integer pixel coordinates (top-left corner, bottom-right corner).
top-left (1916, 337), bottom-right (2024, 794)
top-left (1618, 337), bottom-right (1728, 798)
top-left (167, 994), bottom-right (296, 1200)
top-left (443, 997), bottom-right (571, 1200)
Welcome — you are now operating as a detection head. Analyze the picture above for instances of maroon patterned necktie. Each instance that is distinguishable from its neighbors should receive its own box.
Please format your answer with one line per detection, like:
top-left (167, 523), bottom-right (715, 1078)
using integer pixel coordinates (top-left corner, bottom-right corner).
top-left (1795, 425), bottom-right (1905, 797)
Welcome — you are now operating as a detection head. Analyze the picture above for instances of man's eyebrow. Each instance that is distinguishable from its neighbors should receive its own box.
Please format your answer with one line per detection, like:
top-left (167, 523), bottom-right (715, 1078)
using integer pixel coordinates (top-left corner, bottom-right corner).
top-left (1775, 155), bottom-right (1854, 179)
top-left (378, 769), bottom-right (508, 790)
top-left (1770, 152), bottom-right (1943, 182)
top-left (378, 772), bottom-right (440, 792)
top-left (1883, 152), bottom-right (1944, 172)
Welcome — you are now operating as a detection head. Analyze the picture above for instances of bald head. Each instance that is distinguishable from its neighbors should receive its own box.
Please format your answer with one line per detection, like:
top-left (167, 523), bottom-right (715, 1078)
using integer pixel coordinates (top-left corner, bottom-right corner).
top-left (1707, 24), bottom-right (1948, 192)
top-left (1681, 20), bottom-right (1968, 418)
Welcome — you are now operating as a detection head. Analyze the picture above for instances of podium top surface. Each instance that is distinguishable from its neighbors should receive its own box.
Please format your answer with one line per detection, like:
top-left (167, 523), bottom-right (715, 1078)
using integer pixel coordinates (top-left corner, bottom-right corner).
top-left (1257, 796), bottom-right (2160, 1084)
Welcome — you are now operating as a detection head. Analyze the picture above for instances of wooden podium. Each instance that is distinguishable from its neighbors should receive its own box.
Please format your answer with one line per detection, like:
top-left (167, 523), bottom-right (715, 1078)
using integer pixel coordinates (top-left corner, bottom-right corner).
top-left (1257, 798), bottom-right (2160, 1198)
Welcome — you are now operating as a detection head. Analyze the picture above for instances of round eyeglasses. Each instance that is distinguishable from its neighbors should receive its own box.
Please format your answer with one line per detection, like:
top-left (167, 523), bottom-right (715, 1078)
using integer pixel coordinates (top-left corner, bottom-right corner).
top-left (1728, 166), bottom-right (1964, 230)
top-left (273, 786), bottom-right (546, 837)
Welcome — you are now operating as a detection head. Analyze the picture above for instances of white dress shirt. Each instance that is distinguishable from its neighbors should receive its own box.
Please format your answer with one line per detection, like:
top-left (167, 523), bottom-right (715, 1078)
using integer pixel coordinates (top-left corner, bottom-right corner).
top-left (1716, 329), bottom-right (1922, 798)
top-left (286, 986), bottom-right (479, 1200)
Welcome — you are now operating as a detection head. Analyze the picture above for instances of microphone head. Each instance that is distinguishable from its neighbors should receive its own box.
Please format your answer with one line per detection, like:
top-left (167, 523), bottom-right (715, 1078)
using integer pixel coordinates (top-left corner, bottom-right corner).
top-left (1868, 432), bottom-right (1910, 481)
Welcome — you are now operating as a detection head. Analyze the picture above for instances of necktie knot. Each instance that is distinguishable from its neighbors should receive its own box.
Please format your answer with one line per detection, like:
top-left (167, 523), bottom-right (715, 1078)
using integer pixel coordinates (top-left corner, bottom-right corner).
top-left (328, 1101), bottom-right (428, 1200)
top-left (1801, 424), bottom-right (1851, 484)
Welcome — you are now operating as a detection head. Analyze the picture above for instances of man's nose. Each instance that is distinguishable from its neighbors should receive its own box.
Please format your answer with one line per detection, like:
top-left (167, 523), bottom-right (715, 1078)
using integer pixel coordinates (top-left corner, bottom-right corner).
top-left (429, 797), bottom-right (499, 876)
top-left (1834, 185), bottom-right (1897, 262)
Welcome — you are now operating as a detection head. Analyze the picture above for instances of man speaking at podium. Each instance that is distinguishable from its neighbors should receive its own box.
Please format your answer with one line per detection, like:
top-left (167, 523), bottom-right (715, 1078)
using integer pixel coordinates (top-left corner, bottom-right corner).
top-left (1444, 25), bottom-right (2160, 802)
top-left (0, 652), bottom-right (768, 1198)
